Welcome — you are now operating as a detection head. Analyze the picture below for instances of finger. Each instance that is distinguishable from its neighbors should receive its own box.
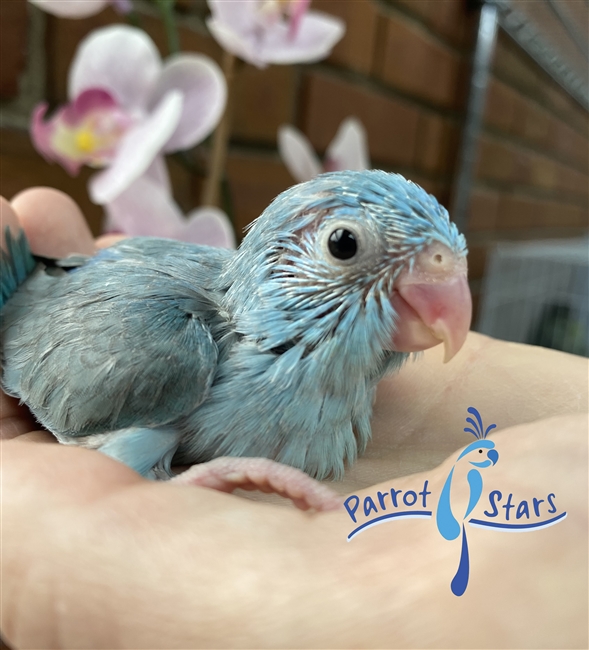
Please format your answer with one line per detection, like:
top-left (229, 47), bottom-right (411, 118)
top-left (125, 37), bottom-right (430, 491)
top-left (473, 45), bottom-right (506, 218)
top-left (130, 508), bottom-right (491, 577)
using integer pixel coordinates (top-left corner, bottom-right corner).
top-left (0, 196), bottom-right (22, 250)
top-left (11, 187), bottom-right (96, 257)
top-left (0, 393), bottom-right (39, 440)
top-left (95, 233), bottom-right (127, 249)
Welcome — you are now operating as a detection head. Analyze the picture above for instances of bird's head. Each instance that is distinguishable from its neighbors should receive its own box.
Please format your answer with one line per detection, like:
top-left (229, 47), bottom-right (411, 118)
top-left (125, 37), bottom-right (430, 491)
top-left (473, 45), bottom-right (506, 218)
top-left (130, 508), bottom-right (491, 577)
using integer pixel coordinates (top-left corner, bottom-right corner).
top-left (456, 439), bottom-right (499, 468)
top-left (226, 170), bottom-right (471, 364)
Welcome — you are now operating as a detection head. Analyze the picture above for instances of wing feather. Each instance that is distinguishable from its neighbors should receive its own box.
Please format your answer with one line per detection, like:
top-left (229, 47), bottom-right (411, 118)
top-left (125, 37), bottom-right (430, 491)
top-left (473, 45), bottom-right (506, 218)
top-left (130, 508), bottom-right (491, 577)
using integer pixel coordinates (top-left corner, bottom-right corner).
top-left (1, 238), bottom-right (231, 436)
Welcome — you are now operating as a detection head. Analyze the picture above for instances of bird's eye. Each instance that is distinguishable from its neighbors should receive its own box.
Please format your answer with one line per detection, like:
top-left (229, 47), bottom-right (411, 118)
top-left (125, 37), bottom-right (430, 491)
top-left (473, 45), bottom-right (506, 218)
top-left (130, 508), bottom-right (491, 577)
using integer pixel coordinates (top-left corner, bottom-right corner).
top-left (478, 449), bottom-right (483, 453)
top-left (328, 228), bottom-right (357, 260)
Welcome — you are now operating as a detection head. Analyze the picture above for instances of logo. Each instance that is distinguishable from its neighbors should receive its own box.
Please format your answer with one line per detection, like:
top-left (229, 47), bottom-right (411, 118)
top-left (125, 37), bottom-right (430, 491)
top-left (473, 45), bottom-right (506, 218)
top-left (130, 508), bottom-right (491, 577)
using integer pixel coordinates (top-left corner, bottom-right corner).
top-left (344, 407), bottom-right (567, 596)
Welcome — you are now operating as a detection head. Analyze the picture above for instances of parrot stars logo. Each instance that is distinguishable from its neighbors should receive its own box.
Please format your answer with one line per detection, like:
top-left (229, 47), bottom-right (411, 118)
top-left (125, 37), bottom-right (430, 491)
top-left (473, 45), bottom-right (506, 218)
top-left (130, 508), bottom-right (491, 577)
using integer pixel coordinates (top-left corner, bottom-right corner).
top-left (435, 407), bottom-right (499, 596)
top-left (343, 407), bottom-right (568, 597)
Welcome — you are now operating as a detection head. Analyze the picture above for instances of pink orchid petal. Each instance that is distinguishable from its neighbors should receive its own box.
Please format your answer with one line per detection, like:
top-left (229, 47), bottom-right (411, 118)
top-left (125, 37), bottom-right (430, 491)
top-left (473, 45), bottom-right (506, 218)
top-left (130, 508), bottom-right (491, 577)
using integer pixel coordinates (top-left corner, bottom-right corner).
top-left (61, 88), bottom-right (119, 125)
top-left (104, 175), bottom-right (183, 238)
top-left (29, 0), bottom-right (109, 18)
top-left (90, 91), bottom-right (183, 204)
top-left (278, 125), bottom-right (322, 182)
top-left (31, 103), bottom-right (81, 176)
top-left (182, 207), bottom-right (235, 248)
top-left (69, 25), bottom-right (162, 110)
top-left (325, 117), bottom-right (370, 172)
top-left (30, 92), bottom-right (130, 176)
top-left (288, 0), bottom-right (312, 38)
top-left (259, 11), bottom-right (345, 65)
top-left (148, 54), bottom-right (227, 152)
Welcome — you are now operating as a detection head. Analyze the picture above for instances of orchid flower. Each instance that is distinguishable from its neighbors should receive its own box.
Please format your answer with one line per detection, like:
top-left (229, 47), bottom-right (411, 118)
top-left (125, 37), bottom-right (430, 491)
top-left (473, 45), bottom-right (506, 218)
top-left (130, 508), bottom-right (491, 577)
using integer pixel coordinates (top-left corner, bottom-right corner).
top-left (206, 0), bottom-right (345, 68)
top-left (105, 174), bottom-right (235, 248)
top-left (278, 117), bottom-right (370, 183)
top-left (31, 26), bottom-right (226, 204)
top-left (29, 0), bottom-right (132, 18)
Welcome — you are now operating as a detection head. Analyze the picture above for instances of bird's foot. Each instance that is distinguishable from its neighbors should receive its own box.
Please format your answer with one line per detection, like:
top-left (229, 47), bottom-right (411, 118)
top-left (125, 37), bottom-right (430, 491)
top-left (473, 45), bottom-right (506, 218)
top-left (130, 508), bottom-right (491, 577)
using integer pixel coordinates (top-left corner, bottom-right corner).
top-left (170, 457), bottom-right (342, 512)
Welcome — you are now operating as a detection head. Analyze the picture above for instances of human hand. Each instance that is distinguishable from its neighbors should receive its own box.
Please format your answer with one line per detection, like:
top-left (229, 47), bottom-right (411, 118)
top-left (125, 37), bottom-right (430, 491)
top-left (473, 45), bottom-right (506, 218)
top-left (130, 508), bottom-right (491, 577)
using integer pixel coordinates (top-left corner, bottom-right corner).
top-left (1, 189), bottom-right (587, 648)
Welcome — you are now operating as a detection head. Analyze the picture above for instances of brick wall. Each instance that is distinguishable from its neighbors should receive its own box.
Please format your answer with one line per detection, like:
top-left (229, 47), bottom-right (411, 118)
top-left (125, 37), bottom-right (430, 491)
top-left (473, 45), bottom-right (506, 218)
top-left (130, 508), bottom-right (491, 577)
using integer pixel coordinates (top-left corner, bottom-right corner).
top-left (1, 0), bottom-right (587, 323)
top-left (469, 23), bottom-right (589, 321)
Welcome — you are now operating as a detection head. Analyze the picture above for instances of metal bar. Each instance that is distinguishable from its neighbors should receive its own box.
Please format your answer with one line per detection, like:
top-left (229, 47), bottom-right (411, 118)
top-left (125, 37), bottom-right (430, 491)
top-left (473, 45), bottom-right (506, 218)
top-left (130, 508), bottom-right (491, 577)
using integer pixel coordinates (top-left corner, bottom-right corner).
top-left (450, 2), bottom-right (499, 233)
top-left (546, 0), bottom-right (589, 60)
top-left (490, 0), bottom-right (589, 109)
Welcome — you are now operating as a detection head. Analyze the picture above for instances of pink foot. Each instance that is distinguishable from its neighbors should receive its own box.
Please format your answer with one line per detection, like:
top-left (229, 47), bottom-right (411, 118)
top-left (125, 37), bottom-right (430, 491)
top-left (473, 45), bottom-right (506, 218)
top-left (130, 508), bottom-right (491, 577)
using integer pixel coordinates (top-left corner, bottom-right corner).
top-left (170, 457), bottom-right (342, 512)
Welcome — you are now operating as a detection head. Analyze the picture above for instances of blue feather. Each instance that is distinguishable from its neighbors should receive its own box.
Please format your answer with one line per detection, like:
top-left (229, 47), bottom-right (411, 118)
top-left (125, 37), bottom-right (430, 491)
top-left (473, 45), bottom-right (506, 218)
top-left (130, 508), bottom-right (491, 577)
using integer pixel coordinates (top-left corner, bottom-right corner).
top-left (1, 171), bottom-right (468, 479)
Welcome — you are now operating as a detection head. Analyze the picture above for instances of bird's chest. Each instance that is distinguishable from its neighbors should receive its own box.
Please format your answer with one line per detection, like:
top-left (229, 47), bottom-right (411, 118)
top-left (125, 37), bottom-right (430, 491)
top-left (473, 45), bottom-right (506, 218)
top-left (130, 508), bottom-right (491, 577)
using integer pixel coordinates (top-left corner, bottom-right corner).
top-left (177, 345), bottom-right (380, 479)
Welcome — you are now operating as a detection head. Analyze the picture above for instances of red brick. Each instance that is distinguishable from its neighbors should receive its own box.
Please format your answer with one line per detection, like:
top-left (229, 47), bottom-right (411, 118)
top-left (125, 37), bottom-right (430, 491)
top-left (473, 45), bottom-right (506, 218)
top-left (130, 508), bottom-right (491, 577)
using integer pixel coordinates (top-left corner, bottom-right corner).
top-left (548, 120), bottom-right (589, 172)
top-left (493, 32), bottom-right (542, 97)
top-left (517, 101), bottom-right (550, 148)
top-left (225, 152), bottom-right (293, 234)
top-left (395, 0), bottom-right (471, 47)
top-left (0, 128), bottom-right (104, 235)
top-left (467, 244), bottom-right (487, 280)
top-left (0, 0), bottom-right (28, 99)
top-left (476, 137), bottom-right (510, 182)
top-left (484, 78), bottom-right (516, 133)
top-left (505, 93), bottom-right (552, 152)
top-left (468, 189), bottom-right (499, 231)
top-left (232, 64), bottom-right (297, 144)
top-left (555, 163), bottom-right (588, 196)
top-left (541, 202), bottom-right (587, 228)
top-left (495, 195), bottom-right (544, 230)
top-left (528, 154), bottom-right (558, 191)
top-left (301, 72), bottom-right (419, 168)
top-left (314, 0), bottom-right (379, 74)
top-left (376, 13), bottom-right (464, 109)
top-left (414, 113), bottom-right (459, 175)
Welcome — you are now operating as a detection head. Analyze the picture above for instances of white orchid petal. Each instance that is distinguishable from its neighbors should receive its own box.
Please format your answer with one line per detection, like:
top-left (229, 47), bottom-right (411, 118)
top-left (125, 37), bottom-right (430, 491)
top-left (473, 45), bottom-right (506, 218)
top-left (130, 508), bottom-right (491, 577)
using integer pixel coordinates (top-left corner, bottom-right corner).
top-left (29, 0), bottom-right (109, 18)
top-left (105, 174), bottom-right (183, 238)
top-left (90, 91), bottom-right (183, 204)
top-left (278, 125), bottom-right (322, 182)
top-left (183, 207), bottom-right (236, 248)
top-left (144, 156), bottom-right (172, 196)
top-left (259, 12), bottom-right (345, 65)
top-left (106, 175), bottom-right (236, 247)
top-left (325, 117), bottom-right (370, 172)
top-left (69, 25), bottom-right (162, 110)
top-left (206, 17), bottom-right (267, 68)
top-left (207, 0), bottom-right (259, 32)
top-left (148, 54), bottom-right (227, 152)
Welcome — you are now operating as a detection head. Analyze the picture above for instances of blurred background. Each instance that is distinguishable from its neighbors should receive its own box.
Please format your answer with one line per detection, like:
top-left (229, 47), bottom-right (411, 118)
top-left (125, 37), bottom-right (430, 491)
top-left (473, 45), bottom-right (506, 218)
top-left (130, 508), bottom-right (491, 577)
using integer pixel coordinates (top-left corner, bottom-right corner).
top-left (1, 0), bottom-right (587, 353)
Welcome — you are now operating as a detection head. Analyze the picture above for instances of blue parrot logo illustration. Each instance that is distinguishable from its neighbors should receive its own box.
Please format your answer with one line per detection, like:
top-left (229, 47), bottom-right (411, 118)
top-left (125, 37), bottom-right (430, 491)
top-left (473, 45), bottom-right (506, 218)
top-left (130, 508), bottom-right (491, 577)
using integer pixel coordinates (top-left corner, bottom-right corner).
top-left (436, 407), bottom-right (499, 596)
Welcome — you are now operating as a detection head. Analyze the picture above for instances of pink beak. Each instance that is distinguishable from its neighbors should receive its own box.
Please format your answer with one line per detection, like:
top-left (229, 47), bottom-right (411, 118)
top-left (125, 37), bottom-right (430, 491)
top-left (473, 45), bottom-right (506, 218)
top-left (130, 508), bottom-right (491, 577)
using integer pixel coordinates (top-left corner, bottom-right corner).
top-left (389, 242), bottom-right (472, 363)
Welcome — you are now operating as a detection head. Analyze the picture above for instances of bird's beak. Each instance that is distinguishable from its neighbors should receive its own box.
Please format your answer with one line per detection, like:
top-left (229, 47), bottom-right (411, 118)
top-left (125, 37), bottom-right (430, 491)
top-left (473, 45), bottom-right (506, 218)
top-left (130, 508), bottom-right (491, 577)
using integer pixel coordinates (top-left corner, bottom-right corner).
top-left (487, 449), bottom-right (499, 465)
top-left (389, 242), bottom-right (472, 363)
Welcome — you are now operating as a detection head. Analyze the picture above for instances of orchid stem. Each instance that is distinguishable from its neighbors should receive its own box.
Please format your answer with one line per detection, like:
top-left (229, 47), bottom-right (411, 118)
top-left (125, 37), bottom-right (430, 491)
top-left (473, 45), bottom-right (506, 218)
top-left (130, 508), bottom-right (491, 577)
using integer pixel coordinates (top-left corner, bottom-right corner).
top-left (201, 51), bottom-right (236, 208)
top-left (155, 0), bottom-right (180, 55)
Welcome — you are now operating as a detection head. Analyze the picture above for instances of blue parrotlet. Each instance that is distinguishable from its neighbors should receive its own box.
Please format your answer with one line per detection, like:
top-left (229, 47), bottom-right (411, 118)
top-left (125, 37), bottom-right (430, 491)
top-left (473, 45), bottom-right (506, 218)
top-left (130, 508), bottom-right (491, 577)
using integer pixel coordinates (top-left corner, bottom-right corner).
top-left (0, 171), bottom-right (471, 487)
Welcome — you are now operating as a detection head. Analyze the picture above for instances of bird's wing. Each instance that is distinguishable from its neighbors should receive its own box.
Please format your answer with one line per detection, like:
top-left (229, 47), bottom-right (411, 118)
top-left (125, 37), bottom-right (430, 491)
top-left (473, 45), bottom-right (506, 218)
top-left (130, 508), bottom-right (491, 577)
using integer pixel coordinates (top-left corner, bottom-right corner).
top-left (1, 238), bottom-right (232, 436)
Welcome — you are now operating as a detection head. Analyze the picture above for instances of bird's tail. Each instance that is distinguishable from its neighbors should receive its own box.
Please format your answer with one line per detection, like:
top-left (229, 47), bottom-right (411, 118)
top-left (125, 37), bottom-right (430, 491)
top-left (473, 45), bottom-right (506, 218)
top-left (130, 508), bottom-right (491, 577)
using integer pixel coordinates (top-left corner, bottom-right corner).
top-left (1, 227), bottom-right (36, 310)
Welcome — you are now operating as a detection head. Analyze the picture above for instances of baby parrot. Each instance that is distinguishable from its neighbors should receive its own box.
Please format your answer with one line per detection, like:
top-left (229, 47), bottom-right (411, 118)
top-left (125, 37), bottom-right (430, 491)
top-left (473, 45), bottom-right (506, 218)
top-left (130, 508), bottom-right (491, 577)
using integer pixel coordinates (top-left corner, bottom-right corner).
top-left (1, 171), bottom-right (471, 483)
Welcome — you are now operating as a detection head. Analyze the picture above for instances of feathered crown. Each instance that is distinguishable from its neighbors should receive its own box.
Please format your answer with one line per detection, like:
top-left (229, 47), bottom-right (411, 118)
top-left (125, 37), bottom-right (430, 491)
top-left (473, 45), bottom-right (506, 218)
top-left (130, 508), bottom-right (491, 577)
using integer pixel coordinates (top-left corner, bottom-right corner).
top-left (464, 406), bottom-right (496, 440)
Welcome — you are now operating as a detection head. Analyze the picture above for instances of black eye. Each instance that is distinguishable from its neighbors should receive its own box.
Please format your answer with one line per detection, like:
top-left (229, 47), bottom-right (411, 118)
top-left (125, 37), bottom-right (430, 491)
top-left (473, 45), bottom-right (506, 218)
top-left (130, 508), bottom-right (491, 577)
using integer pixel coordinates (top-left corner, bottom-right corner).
top-left (479, 449), bottom-right (483, 453)
top-left (328, 228), bottom-right (357, 260)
